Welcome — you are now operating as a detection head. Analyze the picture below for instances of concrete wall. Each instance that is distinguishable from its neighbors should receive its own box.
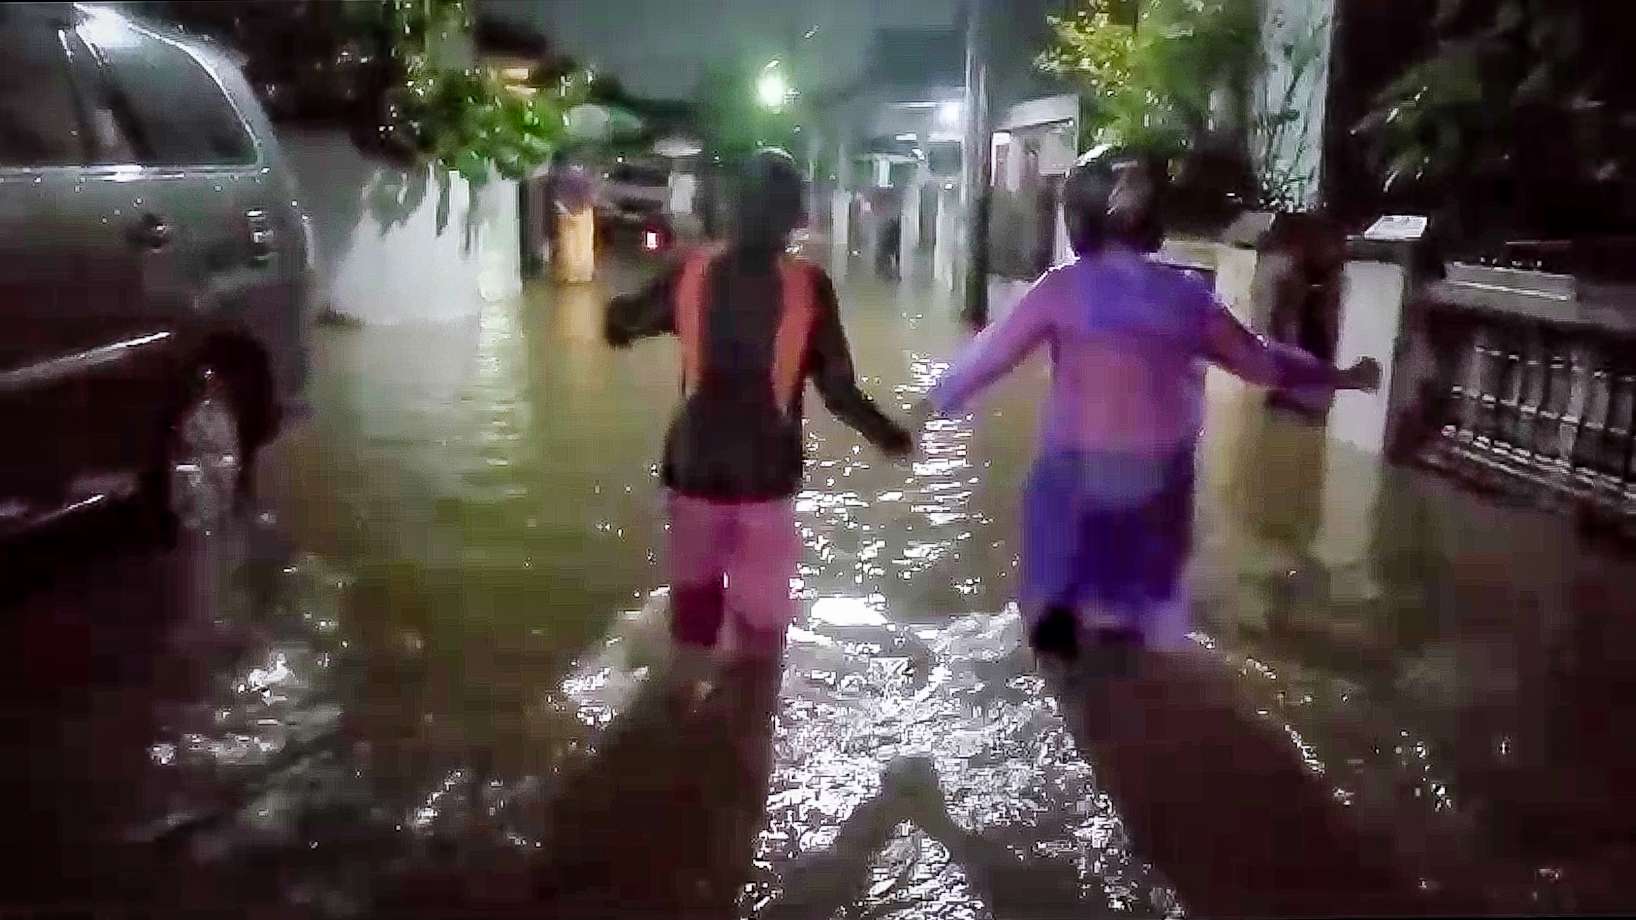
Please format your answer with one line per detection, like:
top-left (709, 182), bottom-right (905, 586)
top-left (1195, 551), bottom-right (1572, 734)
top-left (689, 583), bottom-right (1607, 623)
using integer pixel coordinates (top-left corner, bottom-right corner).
top-left (1176, 236), bottom-right (1410, 612)
top-left (1166, 238), bottom-right (1404, 457)
top-left (1330, 259), bottom-right (1407, 453)
top-left (282, 129), bottom-right (520, 325)
top-left (933, 183), bottom-right (961, 290)
top-left (996, 93), bottom-right (1078, 134)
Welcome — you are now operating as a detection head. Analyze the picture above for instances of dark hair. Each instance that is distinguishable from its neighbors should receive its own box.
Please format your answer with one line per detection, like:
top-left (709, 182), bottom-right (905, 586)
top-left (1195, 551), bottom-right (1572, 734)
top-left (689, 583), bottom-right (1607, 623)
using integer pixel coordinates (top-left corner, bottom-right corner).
top-left (1063, 146), bottom-right (1169, 255)
top-left (734, 147), bottom-right (805, 248)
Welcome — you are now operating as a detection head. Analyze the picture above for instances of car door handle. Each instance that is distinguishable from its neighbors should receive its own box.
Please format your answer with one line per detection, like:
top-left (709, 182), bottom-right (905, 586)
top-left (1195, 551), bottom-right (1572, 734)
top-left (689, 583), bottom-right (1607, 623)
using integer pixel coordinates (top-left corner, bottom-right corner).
top-left (128, 213), bottom-right (172, 250)
top-left (245, 209), bottom-right (275, 264)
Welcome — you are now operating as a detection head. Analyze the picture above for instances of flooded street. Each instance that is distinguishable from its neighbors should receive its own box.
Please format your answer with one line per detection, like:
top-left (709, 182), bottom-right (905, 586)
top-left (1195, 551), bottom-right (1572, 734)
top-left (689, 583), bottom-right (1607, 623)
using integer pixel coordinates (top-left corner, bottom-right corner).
top-left (7, 257), bottom-right (1636, 917)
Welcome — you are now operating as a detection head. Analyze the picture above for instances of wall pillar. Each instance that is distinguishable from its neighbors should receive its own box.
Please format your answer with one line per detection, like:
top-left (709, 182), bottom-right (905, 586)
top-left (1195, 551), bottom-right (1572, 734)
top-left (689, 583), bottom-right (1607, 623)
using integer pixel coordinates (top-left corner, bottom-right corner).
top-left (933, 182), bottom-right (960, 290)
top-left (830, 141), bottom-right (852, 259)
top-left (900, 152), bottom-right (927, 278)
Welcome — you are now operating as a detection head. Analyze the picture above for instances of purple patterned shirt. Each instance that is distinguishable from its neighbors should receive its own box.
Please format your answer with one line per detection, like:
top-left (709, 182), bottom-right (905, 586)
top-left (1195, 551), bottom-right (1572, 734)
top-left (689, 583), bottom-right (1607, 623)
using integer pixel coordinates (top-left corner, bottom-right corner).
top-left (929, 248), bottom-right (1341, 455)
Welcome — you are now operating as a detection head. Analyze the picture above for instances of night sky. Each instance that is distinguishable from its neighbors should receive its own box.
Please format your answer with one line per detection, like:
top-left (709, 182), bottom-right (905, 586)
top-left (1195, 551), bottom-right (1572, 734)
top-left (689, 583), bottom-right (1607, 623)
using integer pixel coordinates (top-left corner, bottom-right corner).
top-left (484, 0), bottom-right (960, 100)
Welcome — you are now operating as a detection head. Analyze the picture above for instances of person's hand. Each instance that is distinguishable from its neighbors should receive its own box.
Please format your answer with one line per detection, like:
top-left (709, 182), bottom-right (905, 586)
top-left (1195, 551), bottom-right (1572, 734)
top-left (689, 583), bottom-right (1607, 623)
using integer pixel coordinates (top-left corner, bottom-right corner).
top-left (1341, 357), bottom-right (1382, 393)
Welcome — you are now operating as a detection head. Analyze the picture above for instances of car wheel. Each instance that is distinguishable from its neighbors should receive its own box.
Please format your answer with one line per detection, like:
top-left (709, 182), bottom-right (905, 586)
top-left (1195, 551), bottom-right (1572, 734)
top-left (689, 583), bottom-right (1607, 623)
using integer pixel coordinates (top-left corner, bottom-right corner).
top-left (161, 365), bottom-right (250, 536)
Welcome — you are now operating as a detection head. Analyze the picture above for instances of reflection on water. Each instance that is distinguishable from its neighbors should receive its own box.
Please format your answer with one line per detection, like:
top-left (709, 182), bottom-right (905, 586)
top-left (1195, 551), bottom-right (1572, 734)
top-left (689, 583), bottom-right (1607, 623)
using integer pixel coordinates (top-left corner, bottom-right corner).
top-left (7, 260), bottom-right (1636, 915)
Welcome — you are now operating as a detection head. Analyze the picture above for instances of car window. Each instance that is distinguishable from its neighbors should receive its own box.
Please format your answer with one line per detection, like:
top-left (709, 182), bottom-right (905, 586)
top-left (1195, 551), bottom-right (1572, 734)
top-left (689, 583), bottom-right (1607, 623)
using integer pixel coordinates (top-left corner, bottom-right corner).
top-left (84, 21), bottom-right (255, 166)
top-left (611, 165), bottom-right (667, 186)
top-left (0, 20), bottom-right (88, 167)
top-left (57, 31), bottom-right (140, 165)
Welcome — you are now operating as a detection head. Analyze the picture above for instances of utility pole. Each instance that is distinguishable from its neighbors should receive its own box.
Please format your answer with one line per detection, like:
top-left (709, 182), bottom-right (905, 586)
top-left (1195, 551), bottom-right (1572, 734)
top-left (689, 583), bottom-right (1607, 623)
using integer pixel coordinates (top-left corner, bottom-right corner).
top-left (959, 0), bottom-right (993, 328)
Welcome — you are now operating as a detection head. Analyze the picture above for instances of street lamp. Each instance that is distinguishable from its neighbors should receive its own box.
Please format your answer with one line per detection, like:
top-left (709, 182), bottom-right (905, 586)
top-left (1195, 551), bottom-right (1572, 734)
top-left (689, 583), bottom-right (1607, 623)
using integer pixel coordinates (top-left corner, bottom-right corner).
top-left (756, 62), bottom-right (789, 111)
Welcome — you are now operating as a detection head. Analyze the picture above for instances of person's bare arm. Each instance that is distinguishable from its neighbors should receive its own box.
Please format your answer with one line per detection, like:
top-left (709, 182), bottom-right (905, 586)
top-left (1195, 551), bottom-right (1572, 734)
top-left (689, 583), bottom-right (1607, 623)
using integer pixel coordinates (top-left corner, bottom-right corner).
top-left (605, 265), bottom-right (681, 347)
top-left (808, 271), bottom-right (913, 455)
top-left (924, 270), bottom-right (1056, 416)
top-left (1204, 306), bottom-right (1379, 392)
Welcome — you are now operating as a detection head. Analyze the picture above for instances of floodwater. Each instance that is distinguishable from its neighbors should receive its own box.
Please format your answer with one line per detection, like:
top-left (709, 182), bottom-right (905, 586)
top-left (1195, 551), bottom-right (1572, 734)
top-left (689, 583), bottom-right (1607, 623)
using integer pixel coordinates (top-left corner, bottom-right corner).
top-left (6, 256), bottom-right (1636, 917)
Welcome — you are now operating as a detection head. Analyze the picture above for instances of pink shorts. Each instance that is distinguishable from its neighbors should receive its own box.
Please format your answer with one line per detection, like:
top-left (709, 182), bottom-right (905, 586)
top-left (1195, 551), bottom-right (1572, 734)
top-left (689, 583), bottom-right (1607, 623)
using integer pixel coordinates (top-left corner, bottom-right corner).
top-left (666, 492), bottom-right (803, 653)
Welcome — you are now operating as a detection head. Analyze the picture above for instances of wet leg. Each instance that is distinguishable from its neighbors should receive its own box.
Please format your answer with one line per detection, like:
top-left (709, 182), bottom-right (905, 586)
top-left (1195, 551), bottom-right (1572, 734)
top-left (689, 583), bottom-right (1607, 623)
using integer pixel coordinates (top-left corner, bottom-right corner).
top-left (1031, 605), bottom-right (1080, 659)
top-left (666, 495), bottom-right (729, 704)
top-left (724, 498), bottom-right (801, 662)
top-left (1021, 456), bottom-right (1084, 660)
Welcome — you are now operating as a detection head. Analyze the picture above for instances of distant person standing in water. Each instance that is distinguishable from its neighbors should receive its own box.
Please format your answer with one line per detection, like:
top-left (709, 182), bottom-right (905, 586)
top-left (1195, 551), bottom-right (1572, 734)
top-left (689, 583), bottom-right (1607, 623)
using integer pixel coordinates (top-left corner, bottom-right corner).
top-left (553, 161), bottom-right (597, 284)
top-left (877, 214), bottom-right (901, 279)
top-left (921, 148), bottom-right (1380, 657)
top-left (606, 149), bottom-right (912, 668)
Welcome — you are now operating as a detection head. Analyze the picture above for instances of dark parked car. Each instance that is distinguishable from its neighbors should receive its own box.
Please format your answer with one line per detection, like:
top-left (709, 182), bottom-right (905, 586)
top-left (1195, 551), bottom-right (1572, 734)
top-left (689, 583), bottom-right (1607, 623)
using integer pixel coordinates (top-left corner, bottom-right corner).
top-left (0, 3), bottom-right (312, 538)
top-left (597, 161), bottom-right (676, 256)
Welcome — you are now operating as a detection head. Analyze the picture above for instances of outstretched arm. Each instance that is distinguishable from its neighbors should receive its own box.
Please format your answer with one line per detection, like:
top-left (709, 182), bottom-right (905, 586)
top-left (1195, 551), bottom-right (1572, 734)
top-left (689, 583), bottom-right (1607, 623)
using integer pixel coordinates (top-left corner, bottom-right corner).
top-left (1204, 305), bottom-right (1379, 392)
top-left (808, 273), bottom-right (913, 455)
top-left (605, 265), bottom-right (681, 347)
top-left (926, 273), bottom-right (1055, 416)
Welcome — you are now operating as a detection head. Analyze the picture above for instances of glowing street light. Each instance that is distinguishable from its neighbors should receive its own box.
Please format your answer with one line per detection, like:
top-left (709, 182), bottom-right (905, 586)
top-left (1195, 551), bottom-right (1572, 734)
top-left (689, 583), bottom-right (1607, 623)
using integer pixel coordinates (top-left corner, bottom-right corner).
top-left (756, 64), bottom-right (790, 111)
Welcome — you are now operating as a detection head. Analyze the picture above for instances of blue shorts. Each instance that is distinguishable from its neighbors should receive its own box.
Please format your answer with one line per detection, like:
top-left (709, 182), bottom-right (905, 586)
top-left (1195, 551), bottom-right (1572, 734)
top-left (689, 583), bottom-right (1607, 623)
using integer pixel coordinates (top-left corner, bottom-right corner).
top-left (1021, 447), bottom-right (1196, 647)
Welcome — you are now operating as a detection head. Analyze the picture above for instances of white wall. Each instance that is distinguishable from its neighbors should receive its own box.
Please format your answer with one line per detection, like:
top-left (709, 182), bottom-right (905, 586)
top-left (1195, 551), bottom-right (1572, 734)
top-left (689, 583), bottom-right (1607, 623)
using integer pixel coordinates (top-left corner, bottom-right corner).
top-left (933, 182), bottom-right (960, 289)
top-left (1164, 238), bottom-right (1407, 458)
top-left (282, 129), bottom-right (520, 325)
top-left (1329, 259), bottom-right (1407, 454)
top-left (996, 93), bottom-right (1078, 133)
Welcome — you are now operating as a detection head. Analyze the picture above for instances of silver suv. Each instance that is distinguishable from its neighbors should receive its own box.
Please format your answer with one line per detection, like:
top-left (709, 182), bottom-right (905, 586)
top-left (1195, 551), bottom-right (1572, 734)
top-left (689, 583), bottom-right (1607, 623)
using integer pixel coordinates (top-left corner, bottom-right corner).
top-left (0, 3), bottom-right (311, 537)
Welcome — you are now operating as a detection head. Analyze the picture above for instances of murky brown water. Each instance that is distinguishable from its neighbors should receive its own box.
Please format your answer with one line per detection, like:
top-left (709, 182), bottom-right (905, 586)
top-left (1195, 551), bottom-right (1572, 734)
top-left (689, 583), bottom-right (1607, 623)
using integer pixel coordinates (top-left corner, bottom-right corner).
top-left (7, 256), bottom-right (1636, 916)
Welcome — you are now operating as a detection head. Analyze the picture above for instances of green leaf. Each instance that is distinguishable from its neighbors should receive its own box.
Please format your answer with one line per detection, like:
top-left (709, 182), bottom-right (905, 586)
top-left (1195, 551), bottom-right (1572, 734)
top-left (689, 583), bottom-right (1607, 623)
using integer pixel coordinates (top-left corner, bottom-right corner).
top-left (367, 0), bottom-right (588, 181)
top-left (1386, 145), bottom-right (1434, 189)
top-left (495, 156), bottom-right (526, 182)
top-left (428, 124), bottom-right (463, 161)
top-left (520, 133), bottom-right (553, 162)
top-left (455, 150), bottom-right (489, 184)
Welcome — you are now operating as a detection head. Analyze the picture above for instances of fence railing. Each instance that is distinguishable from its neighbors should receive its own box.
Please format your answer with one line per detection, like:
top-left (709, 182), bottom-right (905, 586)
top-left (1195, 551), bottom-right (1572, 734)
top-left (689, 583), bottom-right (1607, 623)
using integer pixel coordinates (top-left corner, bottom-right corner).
top-left (1415, 288), bottom-right (1636, 516)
